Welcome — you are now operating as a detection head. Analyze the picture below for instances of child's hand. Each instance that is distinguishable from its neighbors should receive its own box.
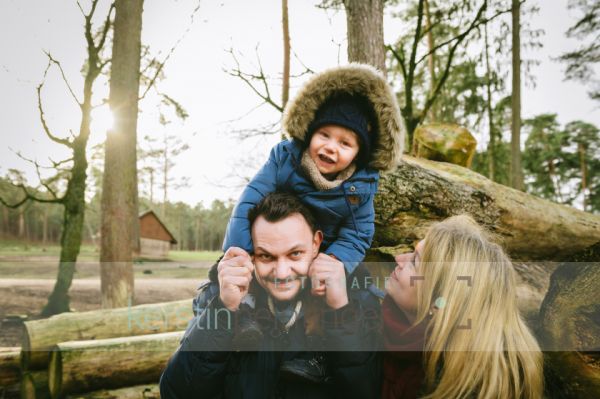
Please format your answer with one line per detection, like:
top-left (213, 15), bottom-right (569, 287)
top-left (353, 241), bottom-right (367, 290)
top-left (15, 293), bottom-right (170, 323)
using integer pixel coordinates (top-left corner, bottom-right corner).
top-left (218, 247), bottom-right (254, 311)
top-left (308, 253), bottom-right (348, 310)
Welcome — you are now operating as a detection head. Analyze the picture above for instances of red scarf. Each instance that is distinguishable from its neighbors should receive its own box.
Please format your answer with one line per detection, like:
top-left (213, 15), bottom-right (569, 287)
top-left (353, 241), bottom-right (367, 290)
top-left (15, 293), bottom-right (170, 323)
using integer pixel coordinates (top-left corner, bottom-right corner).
top-left (381, 295), bottom-right (428, 399)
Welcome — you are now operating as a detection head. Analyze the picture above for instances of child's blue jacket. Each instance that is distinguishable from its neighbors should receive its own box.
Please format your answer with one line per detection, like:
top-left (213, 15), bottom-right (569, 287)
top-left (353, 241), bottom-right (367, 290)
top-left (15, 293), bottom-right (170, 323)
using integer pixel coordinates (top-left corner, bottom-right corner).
top-left (222, 139), bottom-right (379, 273)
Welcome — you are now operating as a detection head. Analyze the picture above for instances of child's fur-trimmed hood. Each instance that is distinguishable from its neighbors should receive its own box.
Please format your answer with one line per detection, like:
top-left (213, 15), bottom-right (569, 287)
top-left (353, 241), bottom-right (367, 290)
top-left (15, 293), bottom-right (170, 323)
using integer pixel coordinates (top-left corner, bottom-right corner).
top-left (282, 63), bottom-right (405, 171)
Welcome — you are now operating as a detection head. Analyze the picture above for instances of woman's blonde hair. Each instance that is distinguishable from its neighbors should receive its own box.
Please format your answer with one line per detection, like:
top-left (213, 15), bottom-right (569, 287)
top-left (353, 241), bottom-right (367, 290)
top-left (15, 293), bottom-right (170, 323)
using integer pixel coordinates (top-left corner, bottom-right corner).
top-left (414, 215), bottom-right (543, 399)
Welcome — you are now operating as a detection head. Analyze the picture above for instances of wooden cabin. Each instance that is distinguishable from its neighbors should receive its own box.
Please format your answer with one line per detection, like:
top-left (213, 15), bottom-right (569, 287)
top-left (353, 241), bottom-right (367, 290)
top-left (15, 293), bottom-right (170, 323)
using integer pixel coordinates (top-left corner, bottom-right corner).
top-left (139, 210), bottom-right (177, 258)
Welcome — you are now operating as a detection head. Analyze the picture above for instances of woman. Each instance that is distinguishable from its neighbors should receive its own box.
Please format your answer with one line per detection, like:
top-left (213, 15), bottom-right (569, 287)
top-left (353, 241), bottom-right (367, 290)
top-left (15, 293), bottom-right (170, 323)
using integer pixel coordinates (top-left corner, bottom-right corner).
top-left (382, 215), bottom-right (543, 399)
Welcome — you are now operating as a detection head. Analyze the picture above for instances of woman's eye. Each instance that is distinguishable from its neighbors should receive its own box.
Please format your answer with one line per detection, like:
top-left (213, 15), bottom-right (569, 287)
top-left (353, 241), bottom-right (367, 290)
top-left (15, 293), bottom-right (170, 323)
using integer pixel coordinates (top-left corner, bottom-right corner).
top-left (319, 132), bottom-right (329, 138)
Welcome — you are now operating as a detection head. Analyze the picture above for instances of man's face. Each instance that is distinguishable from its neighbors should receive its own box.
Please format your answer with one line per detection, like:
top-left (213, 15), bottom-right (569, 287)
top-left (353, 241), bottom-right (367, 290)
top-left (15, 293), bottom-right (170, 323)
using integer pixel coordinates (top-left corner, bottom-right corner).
top-left (251, 213), bottom-right (322, 302)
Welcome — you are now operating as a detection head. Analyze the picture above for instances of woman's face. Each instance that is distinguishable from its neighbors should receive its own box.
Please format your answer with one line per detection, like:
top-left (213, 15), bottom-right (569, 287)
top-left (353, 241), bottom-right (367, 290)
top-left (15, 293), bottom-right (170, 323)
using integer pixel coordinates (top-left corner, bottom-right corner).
top-left (386, 240), bottom-right (425, 321)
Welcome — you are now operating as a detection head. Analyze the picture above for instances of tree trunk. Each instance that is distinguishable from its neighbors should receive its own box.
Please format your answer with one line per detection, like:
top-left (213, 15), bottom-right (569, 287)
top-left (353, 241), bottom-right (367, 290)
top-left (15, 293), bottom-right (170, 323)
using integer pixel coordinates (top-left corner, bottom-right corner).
top-left (484, 18), bottom-right (496, 181)
top-left (42, 58), bottom-right (96, 317)
top-left (49, 332), bottom-right (182, 398)
top-left (538, 244), bottom-right (600, 398)
top-left (579, 142), bottom-right (588, 212)
top-left (65, 384), bottom-right (159, 399)
top-left (510, 0), bottom-right (524, 190)
top-left (18, 208), bottom-right (25, 238)
top-left (21, 371), bottom-right (50, 399)
top-left (42, 207), bottom-right (48, 245)
top-left (342, 0), bottom-right (386, 73)
top-left (100, 0), bottom-right (143, 309)
top-left (22, 299), bottom-right (192, 370)
top-left (424, 0), bottom-right (437, 121)
top-left (281, 0), bottom-right (290, 110)
top-left (373, 156), bottom-right (600, 261)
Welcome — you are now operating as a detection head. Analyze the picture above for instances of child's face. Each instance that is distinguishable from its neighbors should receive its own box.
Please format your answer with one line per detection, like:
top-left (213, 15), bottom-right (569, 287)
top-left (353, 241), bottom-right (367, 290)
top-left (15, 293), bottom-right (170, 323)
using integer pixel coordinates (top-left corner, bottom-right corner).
top-left (308, 124), bottom-right (360, 176)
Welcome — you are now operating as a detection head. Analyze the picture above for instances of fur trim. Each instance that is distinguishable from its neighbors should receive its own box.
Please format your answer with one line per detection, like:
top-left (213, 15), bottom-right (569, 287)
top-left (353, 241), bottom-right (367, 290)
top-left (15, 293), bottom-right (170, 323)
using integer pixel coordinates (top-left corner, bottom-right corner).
top-left (282, 63), bottom-right (406, 171)
top-left (300, 151), bottom-right (357, 191)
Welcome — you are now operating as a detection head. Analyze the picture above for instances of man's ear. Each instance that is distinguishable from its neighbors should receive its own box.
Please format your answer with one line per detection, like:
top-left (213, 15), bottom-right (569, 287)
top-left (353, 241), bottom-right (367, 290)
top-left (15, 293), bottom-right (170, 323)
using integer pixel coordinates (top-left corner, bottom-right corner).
top-left (312, 230), bottom-right (323, 255)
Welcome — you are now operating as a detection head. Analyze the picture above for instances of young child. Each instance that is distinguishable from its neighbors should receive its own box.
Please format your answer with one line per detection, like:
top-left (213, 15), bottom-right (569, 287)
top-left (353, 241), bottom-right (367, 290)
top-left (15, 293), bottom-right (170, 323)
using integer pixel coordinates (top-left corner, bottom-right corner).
top-left (205, 64), bottom-right (405, 363)
top-left (223, 63), bottom-right (405, 274)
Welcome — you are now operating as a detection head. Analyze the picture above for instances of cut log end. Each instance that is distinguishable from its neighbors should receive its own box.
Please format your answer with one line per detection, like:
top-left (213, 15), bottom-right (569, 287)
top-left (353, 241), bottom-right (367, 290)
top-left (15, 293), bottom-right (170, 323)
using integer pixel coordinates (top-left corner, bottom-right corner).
top-left (48, 350), bottom-right (62, 399)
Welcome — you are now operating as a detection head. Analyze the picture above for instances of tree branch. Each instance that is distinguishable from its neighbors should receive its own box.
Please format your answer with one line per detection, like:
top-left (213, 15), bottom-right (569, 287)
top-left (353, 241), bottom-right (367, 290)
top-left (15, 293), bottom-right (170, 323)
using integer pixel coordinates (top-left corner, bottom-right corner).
top-left (0, 183), bottom-right (63, 208)
top-left (386, 45), bottom-right (407, 81)
top-left (37, 61), bottom-right (73, 148)
top-left (415, 3), bottom-right (514, 66)
top-left (96, 2), bottom-right (115, 53)
top-left (139, 0), bottom-right (202, 100)
top-left (420, 1), bottom-right (488, 120)
top-left (44, 51), bottom-right (81, 106)
top-left (226, 49), bottom-right (283, 113)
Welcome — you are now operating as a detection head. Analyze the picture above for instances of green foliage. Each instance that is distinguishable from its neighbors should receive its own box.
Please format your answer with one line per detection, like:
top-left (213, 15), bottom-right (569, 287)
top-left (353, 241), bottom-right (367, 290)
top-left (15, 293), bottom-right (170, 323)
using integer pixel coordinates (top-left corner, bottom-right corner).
top-left (559, 0), bottom-right (600, 101)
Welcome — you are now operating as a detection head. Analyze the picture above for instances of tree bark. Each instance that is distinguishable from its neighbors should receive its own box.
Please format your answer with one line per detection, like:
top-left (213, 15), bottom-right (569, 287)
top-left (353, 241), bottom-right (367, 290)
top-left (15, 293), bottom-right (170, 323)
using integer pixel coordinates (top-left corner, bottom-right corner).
top-left (424, 0), bottom-right (437, 121)
top-left (579, 142), bottom-right (588, 212)
top-left (65, 384), bottom-right (159, 399)
top-left (373, 156), bottom-right (600, 261)
top-left (101, 0), bottom-right (143, 308)
top-left (343, 0), bottom-right (386, 73)
top-left (510, 0), bottom-right (524, 190)
top-left (484, 17), bottom-right (496, 181)
top-left (281, 0), bottom-right (290, 110)
top-left (49, 332), bottom-right (182, 398)
top-left (538, 244), bottom-right (600, 398)
top-left (22, 299), bottom-right (192, 370)
top-left (0, 348), bottom-right (20, 387)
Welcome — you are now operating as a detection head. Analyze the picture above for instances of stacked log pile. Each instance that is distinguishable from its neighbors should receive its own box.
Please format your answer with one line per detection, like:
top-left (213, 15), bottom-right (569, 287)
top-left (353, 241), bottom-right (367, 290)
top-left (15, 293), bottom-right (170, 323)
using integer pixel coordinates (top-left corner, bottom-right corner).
top-left (0, 298), bottom-right (193, 399)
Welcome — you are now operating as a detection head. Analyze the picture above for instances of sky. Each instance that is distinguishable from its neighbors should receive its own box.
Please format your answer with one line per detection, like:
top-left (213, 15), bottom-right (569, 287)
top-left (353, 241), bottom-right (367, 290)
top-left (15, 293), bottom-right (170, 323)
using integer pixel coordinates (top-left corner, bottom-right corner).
top-left (0, 0), bottom-right (598, 207)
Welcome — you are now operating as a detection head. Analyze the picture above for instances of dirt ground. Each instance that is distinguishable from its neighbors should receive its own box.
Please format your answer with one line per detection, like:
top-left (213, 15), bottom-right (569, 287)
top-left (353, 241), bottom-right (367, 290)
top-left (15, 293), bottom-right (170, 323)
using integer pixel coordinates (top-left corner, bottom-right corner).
top-left (0, 278), bottom-right (204, 347)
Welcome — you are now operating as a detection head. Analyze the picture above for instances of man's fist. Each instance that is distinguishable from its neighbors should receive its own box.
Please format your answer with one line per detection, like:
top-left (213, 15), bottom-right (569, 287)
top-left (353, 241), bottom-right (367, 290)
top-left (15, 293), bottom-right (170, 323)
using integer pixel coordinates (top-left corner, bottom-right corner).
top-left (308, 253), bottom-right (348, 310)
top-left (218, 247), bottom-right (254, 311)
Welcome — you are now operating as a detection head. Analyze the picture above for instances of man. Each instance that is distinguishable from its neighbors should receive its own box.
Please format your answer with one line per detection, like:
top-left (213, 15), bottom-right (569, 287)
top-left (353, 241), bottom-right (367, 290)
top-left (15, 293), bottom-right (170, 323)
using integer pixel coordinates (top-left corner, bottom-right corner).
top-left (159, 192), bottom-right (381, 398)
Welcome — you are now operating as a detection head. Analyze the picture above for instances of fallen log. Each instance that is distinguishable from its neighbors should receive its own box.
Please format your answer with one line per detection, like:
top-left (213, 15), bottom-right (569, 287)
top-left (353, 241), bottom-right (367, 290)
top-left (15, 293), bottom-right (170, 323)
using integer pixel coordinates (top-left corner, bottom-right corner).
top-left (65, 384), bottom-right (159, 399)
top-left (0, 347), bottom-right (20, 387)
top-left (22, 298), bottom-right (192, 370)
top-left (21, 371), bottom-right (50, 399)
top-left (374, 155), bottom-right (600, 261)
top-left (49, 331), bottom-right (182, 398)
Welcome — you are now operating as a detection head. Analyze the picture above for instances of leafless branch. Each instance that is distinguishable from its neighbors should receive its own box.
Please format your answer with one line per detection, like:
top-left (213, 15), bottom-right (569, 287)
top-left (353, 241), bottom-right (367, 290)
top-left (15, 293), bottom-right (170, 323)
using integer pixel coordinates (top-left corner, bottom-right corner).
top-left (96, 2), bottom-right (115, 53)
top-left (226, 48), bottom-right (284, 113)
top-left (44, 51), bottom-right (81, 106)
top-left (0, 183), bottom-right (63, 208)
top-left (11, 151), bottom-right (65, 199)
top-left (139, 0), bottom-right (202, 100)
top-left (37, 61), bottom-right (73, 148)
top-left (230, 120), bottom-right (281, 140)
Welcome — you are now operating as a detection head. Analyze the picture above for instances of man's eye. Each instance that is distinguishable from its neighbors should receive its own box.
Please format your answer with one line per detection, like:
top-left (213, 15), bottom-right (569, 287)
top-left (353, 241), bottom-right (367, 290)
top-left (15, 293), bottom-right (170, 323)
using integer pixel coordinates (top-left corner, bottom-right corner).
top-left (290, 251), bottom-right (301, 257)
top-left (258, 254), bottom-right (272, 261)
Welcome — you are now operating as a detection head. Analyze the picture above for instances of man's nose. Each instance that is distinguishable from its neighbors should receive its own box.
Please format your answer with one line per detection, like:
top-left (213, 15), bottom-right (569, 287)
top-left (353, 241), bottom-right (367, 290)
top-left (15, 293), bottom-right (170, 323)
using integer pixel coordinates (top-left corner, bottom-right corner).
top-left (274, 258), bottom-right (291, 280)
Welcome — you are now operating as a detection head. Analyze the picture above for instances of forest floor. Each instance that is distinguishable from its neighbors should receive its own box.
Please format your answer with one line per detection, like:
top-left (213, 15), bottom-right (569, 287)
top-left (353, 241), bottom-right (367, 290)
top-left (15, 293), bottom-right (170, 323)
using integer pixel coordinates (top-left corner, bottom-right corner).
top-left (0, 245), bottom-right (220, 347)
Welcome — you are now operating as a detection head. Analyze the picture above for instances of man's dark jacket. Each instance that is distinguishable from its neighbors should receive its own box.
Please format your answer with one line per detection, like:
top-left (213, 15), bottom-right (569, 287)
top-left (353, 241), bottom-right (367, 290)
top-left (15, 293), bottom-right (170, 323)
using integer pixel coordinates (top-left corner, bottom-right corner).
top-left (159, 270), bottom-right (382, 399)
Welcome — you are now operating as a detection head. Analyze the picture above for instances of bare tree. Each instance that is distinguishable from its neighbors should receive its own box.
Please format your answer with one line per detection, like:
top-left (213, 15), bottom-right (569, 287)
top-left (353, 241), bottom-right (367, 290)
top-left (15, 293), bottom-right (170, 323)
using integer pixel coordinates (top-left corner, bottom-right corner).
top-left (100, 0), bottom-right (143, 309)
top-left (510, 0), bottom-right (524, 190)
top-left (282, 0), bottom-right (291, 110)
top-left (0, 0), bottom-right (114, 316)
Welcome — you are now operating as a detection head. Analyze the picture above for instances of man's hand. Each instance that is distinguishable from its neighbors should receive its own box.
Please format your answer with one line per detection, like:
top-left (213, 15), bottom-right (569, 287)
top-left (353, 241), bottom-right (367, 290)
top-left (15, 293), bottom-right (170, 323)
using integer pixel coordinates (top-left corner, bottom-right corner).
top-left (218, 247), bottom-right (254, 311)
top-left (308, 253), bottom-right (348, 310)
